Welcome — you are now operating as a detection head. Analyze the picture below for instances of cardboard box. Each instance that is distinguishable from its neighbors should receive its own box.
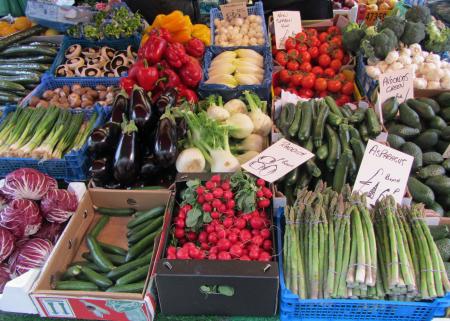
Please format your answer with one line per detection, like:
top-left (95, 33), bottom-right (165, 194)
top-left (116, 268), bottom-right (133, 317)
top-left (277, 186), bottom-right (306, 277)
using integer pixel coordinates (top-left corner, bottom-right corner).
top-left (155, 173), bottom-right (279, 316)
top-left (31, 188), bottom-right (172, 321)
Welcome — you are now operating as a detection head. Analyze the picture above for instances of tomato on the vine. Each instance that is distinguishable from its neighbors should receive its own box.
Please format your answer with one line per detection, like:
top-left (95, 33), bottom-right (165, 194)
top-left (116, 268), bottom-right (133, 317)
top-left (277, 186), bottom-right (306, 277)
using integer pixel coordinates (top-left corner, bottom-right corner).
top-left (272, 47), bottom-right (279, 56)
top-left (275, 51), bottom-right (288, 66)
top-left (300, 62), bottom-right (312, 72)
top-left (318, 54), bottom-right (331, 67)
top-left (305, 28), bottom-right (318, 38)
top-left (331, 48), bottom-right (344, 60)
top-left (301, 73), bottom-right (316, 89)
top-left (279, 69), bottom-right (291, 84)
top-left (336, 73), bottom-right (347, 82)
top-left (287, 48), bottom-right (300, 60)
top-left (319, 32), bottom-right (329, 43)
top-left (311, 66), bottom-right (324, 76)
top-left (324, 68), bottom-right (336, 78)
top-left (314, 78), bottom-right (328, 92)
top-left (296, 43), bottom-right (308, 52)
top-left (298, 88), bottom-right (314, 98)
top-left (290, 73), bottom-right (303, 87)
top-left (319, 42), bottom-right (330, 55)
top-left (285, 37), bottom-right (297, 50)
top-left (299, 51), bottom-right (311, 63)
top-left (286, 60), bottom-right (299, 71)
top-left (327, 79), bottom-right (342, 93)
top-left (295, 32), bottom-right (307, 43)
top-left (341, 81), bottom-right (354, 95)
top-left (327, 26), bottom-right (340, 36)
top-left (308, 46), bottom-right (319, 59)
top-left (330, 59), bottom-right (342, 72)
top-left (330, 35), bottom-right (342, 47)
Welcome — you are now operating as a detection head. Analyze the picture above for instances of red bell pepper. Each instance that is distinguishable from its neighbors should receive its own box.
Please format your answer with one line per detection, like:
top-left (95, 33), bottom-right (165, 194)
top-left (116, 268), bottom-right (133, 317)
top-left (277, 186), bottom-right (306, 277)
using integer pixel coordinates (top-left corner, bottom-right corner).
top-left (184, 38), bottom-right (205, 58)
top-left (136, 60), bottom-right (159, 92)
top-left (179, 57), bottom-right (202, 88)
top-left (128, 60), bottom-right (144, 80)
top-left (142, 33), bottom-right (167, 64)
top-left (177, 85), bottom-right (198, 103)
top-left (164, 42), bottom-right (188, 68)
top-left (119, 77), bottom-right (136, 95)
top-left (149, 28), bottom-right (172, 43)
top-left (158, 68), bottom-right (181, 91)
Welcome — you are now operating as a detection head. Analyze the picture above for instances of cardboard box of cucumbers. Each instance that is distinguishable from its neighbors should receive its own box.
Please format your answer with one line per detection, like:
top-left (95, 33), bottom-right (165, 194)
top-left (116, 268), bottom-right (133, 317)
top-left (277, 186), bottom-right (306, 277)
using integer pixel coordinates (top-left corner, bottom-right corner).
top-left (31, 188), bottom-right (171, 321)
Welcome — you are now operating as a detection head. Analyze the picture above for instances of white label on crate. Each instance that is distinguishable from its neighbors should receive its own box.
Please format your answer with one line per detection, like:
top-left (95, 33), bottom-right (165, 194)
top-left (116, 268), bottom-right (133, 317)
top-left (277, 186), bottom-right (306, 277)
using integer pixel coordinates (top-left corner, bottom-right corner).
top-left (41, 298), bottom-right (75, 317)
top-left (378, 67), bottom-right (414, 111)
top-left (352, 139), bottom-right (414, 206)
top-left (242, 138), bottom-right (314, 183)
top-left (220, 2), bottom-right (248, 20)
top-left (443, 143), bottom-right (450, 159)
top-left (273, 11), bottom-right (302, 49)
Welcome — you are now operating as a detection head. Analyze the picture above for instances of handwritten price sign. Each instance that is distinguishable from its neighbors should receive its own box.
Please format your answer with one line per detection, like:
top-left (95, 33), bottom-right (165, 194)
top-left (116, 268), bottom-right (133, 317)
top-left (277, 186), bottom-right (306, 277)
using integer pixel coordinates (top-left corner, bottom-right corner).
top-left (352, 140), bottom-right (414, 206)
top-left (242, 138), bottom-right (314, 183)
top-left (273, 11), bottom-right (302, 49)
top-left (220, 2), bottom-right (248, 21)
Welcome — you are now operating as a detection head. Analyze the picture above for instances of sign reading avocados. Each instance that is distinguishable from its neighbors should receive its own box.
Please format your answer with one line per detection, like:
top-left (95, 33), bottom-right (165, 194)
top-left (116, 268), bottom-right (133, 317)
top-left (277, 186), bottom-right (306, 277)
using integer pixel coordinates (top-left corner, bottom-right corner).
top-left (378, 67), bottom-right (414, 105)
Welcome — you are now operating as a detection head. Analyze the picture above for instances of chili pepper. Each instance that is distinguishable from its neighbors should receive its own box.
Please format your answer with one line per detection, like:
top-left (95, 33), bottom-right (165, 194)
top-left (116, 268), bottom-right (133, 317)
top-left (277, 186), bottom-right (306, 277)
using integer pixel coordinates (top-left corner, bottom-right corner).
top-left (128, 60), bottom-right (144, 80)
top-left (164, 42), bottom-right (188, 68)
top-left (179, 57), bottom-right (202, 88)
top-left (177, 85), bottom-right (198, 103)
top-left (136, 60), bottom-right (159, 92)
top-left (184, 38), bottom-right (205, 58)
top-left (119, 77), bottom-right (136, 95)
top-left (158, 68), bottom-right (181, 91)
top-left (142, 33), bottom-right (167, 64)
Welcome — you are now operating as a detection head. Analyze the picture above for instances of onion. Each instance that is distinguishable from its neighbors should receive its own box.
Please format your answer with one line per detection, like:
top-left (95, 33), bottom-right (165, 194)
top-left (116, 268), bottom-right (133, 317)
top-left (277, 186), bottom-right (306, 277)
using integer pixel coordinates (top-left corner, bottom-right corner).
top-left (9, 238), bottom-right (53, 276)
top-left (0, 199), bottom-right (42, 238)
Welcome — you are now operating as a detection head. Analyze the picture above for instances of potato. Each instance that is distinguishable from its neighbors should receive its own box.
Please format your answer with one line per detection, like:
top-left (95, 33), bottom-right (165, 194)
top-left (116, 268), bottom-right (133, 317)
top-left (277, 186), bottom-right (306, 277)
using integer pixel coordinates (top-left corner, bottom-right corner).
top-left (29, 96), bottom-right (40, 107)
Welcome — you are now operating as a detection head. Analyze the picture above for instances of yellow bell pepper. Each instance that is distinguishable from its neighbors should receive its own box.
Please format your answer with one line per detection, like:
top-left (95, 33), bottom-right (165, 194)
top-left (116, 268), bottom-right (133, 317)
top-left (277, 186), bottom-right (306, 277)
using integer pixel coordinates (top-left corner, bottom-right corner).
top-left (170, 15), bottom-right (192, 43)
top-left (151, 14), bottom-right (166, 29)
top-left (141, 33), bottom-right (150, 46)
top-left (192, 24), bottom-right (211, 46)
top-left (160, 10), bottom-right (186, 33)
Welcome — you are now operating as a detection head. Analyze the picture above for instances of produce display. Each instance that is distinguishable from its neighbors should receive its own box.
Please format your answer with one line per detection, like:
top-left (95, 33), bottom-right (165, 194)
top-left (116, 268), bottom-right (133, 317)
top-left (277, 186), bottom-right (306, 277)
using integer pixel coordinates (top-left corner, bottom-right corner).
top-left (27, 84), bottom-right (117, 109)
top-left (358, 0), bottom-right (396, 11)
top-left (55, 205), bottom-right (164, 292)
top-left (429, 225), bottom-right (450, 279)
top-left (382, 93), bottom-right (450, 215)
top-left (205, 49), bottom-right (265, 87)
top-left (284, 182), bottom-right (450, 300)
top-left (213, 15), bottom-right (265, 47)
top-left (67, 6), bottom-right (143, 40)
top-left (0, 168), bottom-right (78, 292)
top-left (166, 172), bottom-right (274, 261)
top-left (332, 0), bottom-right (357, 11)
top-left (272, 26), bottom-right (355, 102)
top-left (275, 96), bottom-right (382, 203)
top-left (55, 44), bottom-right (137, 78)
top-left (0, 106), bottom-right (98, 159)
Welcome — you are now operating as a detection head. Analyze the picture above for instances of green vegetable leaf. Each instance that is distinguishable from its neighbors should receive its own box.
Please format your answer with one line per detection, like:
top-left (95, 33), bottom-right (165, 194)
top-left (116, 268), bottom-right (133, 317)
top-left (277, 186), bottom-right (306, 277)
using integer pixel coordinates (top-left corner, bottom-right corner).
top-left (203, 211), bottom-right (212, 223)
top-left (186, 208), bottom-right (202, 227)
top-left (218, 285), bottom-right (235, 296)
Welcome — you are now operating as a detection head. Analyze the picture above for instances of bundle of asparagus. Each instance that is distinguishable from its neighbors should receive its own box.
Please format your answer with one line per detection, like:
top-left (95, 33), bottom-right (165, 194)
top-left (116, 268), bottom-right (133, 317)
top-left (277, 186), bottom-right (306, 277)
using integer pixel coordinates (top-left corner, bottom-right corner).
top-left (284, 181), bottom-right (450, 301)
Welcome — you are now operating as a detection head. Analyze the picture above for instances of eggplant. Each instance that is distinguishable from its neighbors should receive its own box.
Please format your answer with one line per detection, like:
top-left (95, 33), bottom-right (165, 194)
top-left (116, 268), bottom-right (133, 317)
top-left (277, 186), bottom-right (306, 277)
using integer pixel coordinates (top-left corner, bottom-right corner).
top-left (111, 90), bottom-right (130, 124)
top-left (113, 120), bottom-right (141, 186)
top-left (88, 123), bottom-right (120, 156)
top-left (153, 114), bottom-right (178, 168)
top-left (176, 117), bottom-right (187, 139)
top-left (90, 158), bottom-right (113, 186)
top-left (155, 88), bottom-right (178, 117)
top-left (131, 85), bottom-right (158, 133)
top-left (140, 155), bottom-right (160, 180)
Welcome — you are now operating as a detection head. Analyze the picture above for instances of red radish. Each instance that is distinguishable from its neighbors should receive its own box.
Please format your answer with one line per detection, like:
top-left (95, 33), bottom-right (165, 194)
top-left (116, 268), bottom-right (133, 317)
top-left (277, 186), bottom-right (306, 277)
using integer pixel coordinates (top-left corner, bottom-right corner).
top-left (226, 199), bottom-right (235, 209)
top-left (260, 228), bottom-right (271, 239)
top-left (201, 242), bottom-right (210, 250)
top-left (242, 248), bottom-right (249, 256)
top-left (217, 238), bottom-right (231, 251)
top-left (204, 193), bottom-right (214, 202)
top-left (256, 178), bottom-right (265, 187)
top-left (218, 204), bottom-right (227, 213)
top-left (258, 251), bottom-right (271, 262)
top-left (223, 191), bottom-right (233, 200)
top-left (179, 238), bottom-right (187, 245)
top-left (212, 199), bottom-right (222, 209)
top-left (212, 188), bottom-right (223, 198)
top-left (218, 251), bottom-right (232, 260)
top-left (205, 181), bottom-right (214, 190)
top-left (175, 218), bottom-right (185, 229)
top-left (211, 175), bottom-right (221, 183)
top-left (240, 255), bottom-right (251, 261)
top-left (211, 211), bottom-right (220, 219)
top-left (258, 199), bottom-right (270, 208)
top-left (174, 228), bottom-right (185, 239)
top-left (167, 246), bottom-right (177, 255)
top-left (183, 242), bottom-right (196, 249)
top-left (189, 247), bottom-right (201, 259)
top-left (217, 228), bottom-right (226, 239)
top-left (250, 216), bottom-right (264, 230)
top-left (239, 229), bottom-right (252, 243)
top-left (252, 229), bottom-right (260, 236)
top-left (209, 253), bottom-right (217, 260)
top-left (230, 244), bottom-right (243, 258)
top-left (249, 248), bottom-right (260, 260)
top-left (252, 235), bottom-right (264, 246)
top-left (221, 182), bottom-right (230, 190)
top-left (223, 218), bottom-right (233, 228)
top-left (242, 214), bottom-right (252, 222)
top-left (196, 186), bottom-right (205, 195)
top-left (176, 248), bottom-right (190, 259)
top-left (167, 253), bottom-right (176, 259)
top-left (208, 232), bottom-right (218, 244)
top-left (197, 195), bottom-right (205, 204)
top-left (263, 239), bottom-right (273, 251)
top-left (202, 203), bottom-right (212, 212)
top-left (206, 224), bottom-right (215, 234)
top-left (225, 209), bottom-right (234, 217)
top-left (178, 212), bottom-right (186, 219)
top-left (197, 250), bottom-right (206, 259)
top-left (198, 231), bottom-right (207, 243)
top-left (228, 233), bottom-right (238, 244)
top-left (256, 190), bottom-right (264, 198)
top-left (210, 246), bottom-right (219, 254)
top-left (187, 231), bottom-right (198, 241)
top-left (262, 187), bottom-right (273, 198)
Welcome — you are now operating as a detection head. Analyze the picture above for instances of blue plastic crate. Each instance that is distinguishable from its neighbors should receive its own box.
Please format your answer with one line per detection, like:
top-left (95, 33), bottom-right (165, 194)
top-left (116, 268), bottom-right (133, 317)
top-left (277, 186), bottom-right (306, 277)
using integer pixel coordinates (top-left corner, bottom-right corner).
top-left (0, 104), bottom-right (107, 181)
top-left (209, 1), bottom-right (269, 49)
top-left (21, 75), bottom-right (118, 117)
top-left (355, 54), bottom-right (378, 103)
top-left (275, 214), bottom-right (450, 321)
top-left (403, 0), bottom-right (427, 6)
top-left (198, 45), bottom-right (273, 101)
top-left (47, 35), bottom-right (141, 82)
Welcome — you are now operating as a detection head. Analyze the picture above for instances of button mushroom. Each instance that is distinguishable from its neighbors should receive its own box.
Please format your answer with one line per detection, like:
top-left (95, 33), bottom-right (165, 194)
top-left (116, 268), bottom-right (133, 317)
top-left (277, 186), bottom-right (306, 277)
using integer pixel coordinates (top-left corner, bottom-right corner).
top-left (68, 92), bottom-right (81, 108)
top-left (65, 44), bottom-right (81, 59)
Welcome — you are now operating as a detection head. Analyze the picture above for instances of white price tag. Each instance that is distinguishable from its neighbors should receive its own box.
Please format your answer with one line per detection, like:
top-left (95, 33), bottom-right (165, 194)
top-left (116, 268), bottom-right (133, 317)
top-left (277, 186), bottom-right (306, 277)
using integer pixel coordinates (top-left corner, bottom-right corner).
top-left (443, 143), bottom-right (450, 159)
top-left (273, 11), bottom-right (302, 49)
top-left (220, 2), bottom-right (248, 21)
top-left (352, 140), bottom-right (414, 206)
top-left (241, 138), bottom-right (314, 183)
top-left (378, 68), bottom-right (414, 106)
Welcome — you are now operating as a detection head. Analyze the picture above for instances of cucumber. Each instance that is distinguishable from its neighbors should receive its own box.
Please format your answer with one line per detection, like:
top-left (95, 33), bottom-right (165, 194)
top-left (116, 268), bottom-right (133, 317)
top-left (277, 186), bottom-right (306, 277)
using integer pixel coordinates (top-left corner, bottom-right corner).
top-left (399, 102), bottom-right (421, 129)
top-left (55, 280), bottom-right (99, 291)
top-left (387, 124), bottom-right (420, 139)
top-left (423, 152), bottom-right (444, 165)
top-left (408, 176), bottom-right (435, 206)
top-left (443, 159), bottom-right (450, 171)
top-left (95, 207), bottom-right (136, 216)
top-left (0, 26), bottom-right (45, 52)
top-left (127, 206), bottom-right (165, 228)
top-left (82, 252), bottom-right (126, 265)
top-left (62, 265), bottom-right (82, 280)
top-left (428, 201), bottom-right (444, 216)
top-left (413, 130), bottom-right (439, 149)
top-left (89, 215), bottom-right (109, 238)
top-left (115, 265), bottom-right (149, 286)
top-left (382, 97), bottom-right (399, 122)
top-left (417, 165), bottom-right (446, 179)
top-left (316, 143), bottom-right (328, 160)
top-left (387, 134), bottom-right (405, 149)
top-left (126, 228), bottom-right (161, 261)
top-left (425, 176), bottom-right (450, 196)
top-left (0, 70), bottom-right (42, 77)
top-left (436, 92), bottom-right (450, 108)
top-left (86, 235), bottom-right (115, 272)
top-left (0, 56), bottom-right (55, 64)
top-left (0, 46), bottom-right (58, 58)
top-left (0, 75), bottom-right (40, 85)
top-left (401, 142), bottom-right (422, 170)
top-left (0, 80), bottom-right (25, 92)
top-left (350, 137), bottom-right (365, 166)
top-left (441, 108), bottom-right (450, 122)
top-left (428, 116), bottom-right (447, 130)
top-left (0, 63), bottom-right (50, 71)
top-left (106, 254), bottom-right (152, 280)
top-left (99, 242), bottom-right (127, 256)
top-left (80, 266), bottom-right (113, 289)
top-left (0, 92), bottom-right (21, 103)
top-left (127, 216), bottom-right (164, 244)
top-left (418, 97), bottom-right (440, 113)
top-left (441, 127), bottom-right (450, 141)
top-left (407, 99), bottom-right (436, 120)
top-left (71, 261), bottom-right (103, 273)
top-left (106, 282), bottom-right (145, 293)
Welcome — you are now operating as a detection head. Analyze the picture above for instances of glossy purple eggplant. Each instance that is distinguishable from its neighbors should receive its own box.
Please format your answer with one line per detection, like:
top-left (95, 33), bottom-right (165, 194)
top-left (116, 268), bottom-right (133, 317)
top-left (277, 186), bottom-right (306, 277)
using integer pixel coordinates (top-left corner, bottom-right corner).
top-left (155, 88), bottom-right (178, 117)
top-left (88, 123), bottom-right (120, 156)
top-left (131, 85), bottom-right (157, 131)
top-left (90, 158), bottom-right (112, 186)
top-left (140, 155), bottom-right (160, 180)
top-left (113, 120), bottom-right (141, 186)
top-left (153, 113), bottom-right (177, 168)
top-left (111, 90), bottom-right (130, 124)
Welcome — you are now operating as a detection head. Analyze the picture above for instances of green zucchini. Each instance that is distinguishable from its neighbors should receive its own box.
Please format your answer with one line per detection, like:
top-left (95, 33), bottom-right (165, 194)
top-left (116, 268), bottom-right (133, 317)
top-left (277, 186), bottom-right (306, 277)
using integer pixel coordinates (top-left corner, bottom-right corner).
top-left (0, 45), bottom-right (58, 57)
top-left (287, 102), bottom-right (301, 138)
top-left (127, 206), bottom-right (165, 228)
top-left (115, 265), bottom-right (149, 286)
top-left (0, 75), bottom-right (40, 85)
top-left (55, 280), bottom-right (99, 291)
top-left (313, 102), bottom-right (329, 147)
top-left (278, 102), bottom-right (296, 136)
top-left (82, 252), bottom-right (126, 265)
top-left (325, 125), bottom-right (341, 170)
top-left (327, 112), bottom-right (343, 126)
top-left (0, 70), bottom-right (42, 77)
top-left (0, 80), bottom-right (25, 92)
top-left (95, 207), bottom-right (136, 216)
top-left (0, 91), bottom-right (21, 103)
top-left (62, 265), bottom-right (82, 280)
top-left (316, 143), bottom-right (328, 160)
top-left (106, 254), bottom-right (152, 280)
top-left (365, 108), bottom-right (381, 137)
top-left (348, 108), bottom-right (366, 124)
top-left (80, 266), bottom-right (113, 289)
top-left (0, 56), bottom-right (55, 64)
top-left (126, 228), bottom-right (161, 261)
top-left (0, 26), bottom-right (45, 52)
top-left (325, 96), bottom-right (343, 117)
top-left (333, 148), bottom-right (352, 193)
top-left (305, 159), bottom-right (321, 178)
top-left (350, 137), bottom-right (365, 166)
top-left (127, 216), bottom-right (164, 244)
top-left (298, 101), bottom-right (313, 141)
top-left (0, 63), bottom-right (50, 71)
top-left (106, 282), bottom-right (145, 293)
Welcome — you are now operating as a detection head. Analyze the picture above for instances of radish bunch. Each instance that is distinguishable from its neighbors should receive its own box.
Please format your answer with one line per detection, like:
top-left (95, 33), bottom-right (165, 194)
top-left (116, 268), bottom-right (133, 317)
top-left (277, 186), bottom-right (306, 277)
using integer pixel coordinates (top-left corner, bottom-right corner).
top-left (167, 173), bottom-right (274, 261)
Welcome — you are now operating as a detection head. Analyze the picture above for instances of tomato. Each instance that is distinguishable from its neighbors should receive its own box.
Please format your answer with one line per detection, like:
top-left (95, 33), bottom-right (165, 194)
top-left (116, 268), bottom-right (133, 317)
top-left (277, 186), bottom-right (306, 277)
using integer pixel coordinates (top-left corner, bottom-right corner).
top-left (272, 71), bottom-right (280, 87)
top-left (314, 78), bottom-right (328, 91)
top-left (308, 36), bottom-right (321, 48)
top-left (299, 51), bottom-right (311, 63)
top-left (275, 51), bottom-right (288, 66)
top-left (308, 46), bottom-right (319, 59)
top-left (341, 81), bottom-right (354, 95)
top-left (331, 48), bottom-right (344, 60)
top-left (305, 28), bottom-right (318, 38)
top-left (290, 73), bottom-right (303, 87)
top-left (327, 26), bottom-right (340, 36)
top-left (336, 94), bottom-right (351, 106)
top-left (319, 42), bottom-right (330, 55)
top-left (330, 35), bottom-right (342, 47)
top-left (295, 32), bottom-right (307, 43)
top-left (327, 79), bottom-right (342, 93)
top-left (272, 47), bottom-right (279, 56)
top-left (319, 32), bottom-right (329, 43)
top-left (318, 91), bottom-right (328, 97)
top-left (274, 86), bottom-right (282, 97)
top-left (324, 68), bottom-right (335, 78)
top-left (287, 48), bottom-right (300, 60)
top-left (311, 66), bottom-right (324, 76)
top-left (296, 43), bottom-right (308, 52)
top-left (318, 54), bottom-right (331, 67)
top-left (284, 37), bottom-right (297, 50)
top-left (336, 73), bottom-right (346, 82)
top-left (342, 69), bottom-right (355, 81)
top-left (298, 88), bottom-right (314, 98)
top-left (301, 74), bottom-right (316, 89)
top-left (286, 87), bottom-right (298, 95)
top-left (300, 62), bottom-right (312, 72)
top-left (330, 59), bottom-right (342, 72)
top-left (279, 69), bottom-right (291, 84)
top-left (286, 60), bottom-right (299, 71)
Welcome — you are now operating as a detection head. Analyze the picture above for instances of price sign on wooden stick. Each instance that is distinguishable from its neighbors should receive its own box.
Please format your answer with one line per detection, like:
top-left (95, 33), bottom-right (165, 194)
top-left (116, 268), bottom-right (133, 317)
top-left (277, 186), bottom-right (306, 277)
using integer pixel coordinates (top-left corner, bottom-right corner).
top-left (273, 11), bottom-right (301, 49)
top-left (220, 2), bottom-right (248, 21)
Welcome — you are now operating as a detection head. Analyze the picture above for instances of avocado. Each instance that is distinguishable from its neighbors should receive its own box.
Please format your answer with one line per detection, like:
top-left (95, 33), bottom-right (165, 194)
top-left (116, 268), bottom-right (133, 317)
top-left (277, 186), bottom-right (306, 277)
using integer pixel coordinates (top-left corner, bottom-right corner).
top-left (428, 225), bottom-right (449, 241)
top-left (435, 238), bottom-right (450, 261)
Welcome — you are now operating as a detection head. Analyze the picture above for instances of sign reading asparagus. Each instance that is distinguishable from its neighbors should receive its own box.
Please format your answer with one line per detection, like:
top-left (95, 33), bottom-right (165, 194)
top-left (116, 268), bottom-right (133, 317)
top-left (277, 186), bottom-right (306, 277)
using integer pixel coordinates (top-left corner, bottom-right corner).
top-left (242, 138), bottom-right (314, 183)
top-left (220, 2), bottom-right (248, 20)
top-left (352, 140), bottom-right (414, 206)
top-left (273, 11), bottom-right (302, 49)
